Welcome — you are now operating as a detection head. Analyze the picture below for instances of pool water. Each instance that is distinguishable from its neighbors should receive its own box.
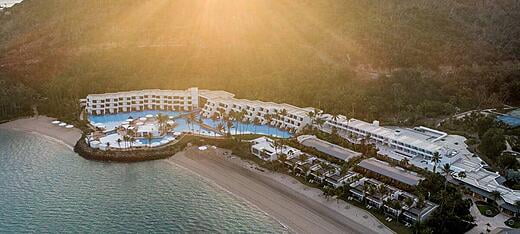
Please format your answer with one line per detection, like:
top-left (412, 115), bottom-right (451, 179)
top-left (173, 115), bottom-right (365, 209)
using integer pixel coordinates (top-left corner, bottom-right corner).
top-left (88, 111), bottom-right (185, 131)
top-left (89, 112), bottom-right (292, 138)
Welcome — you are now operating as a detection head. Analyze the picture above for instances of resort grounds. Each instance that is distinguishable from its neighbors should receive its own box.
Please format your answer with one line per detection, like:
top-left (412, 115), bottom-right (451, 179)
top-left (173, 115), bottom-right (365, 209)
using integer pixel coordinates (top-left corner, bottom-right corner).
top-left (0, 116), bottom-right (391, 234)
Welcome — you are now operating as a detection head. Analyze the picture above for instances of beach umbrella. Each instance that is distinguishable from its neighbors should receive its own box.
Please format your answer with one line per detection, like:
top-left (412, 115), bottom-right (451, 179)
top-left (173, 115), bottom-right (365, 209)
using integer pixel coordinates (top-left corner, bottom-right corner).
top-left (52, 120), bottom-right (60, 125)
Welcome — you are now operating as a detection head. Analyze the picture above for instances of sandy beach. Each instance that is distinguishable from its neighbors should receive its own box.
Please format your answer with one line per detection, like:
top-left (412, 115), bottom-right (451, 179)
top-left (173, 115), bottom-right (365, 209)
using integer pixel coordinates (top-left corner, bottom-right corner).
top-left (168, 147), bottom-right (394, 234)
top-left (0, 117), bottom-right (392, 233)
top-left (0, 116), bottom-right (82, 149)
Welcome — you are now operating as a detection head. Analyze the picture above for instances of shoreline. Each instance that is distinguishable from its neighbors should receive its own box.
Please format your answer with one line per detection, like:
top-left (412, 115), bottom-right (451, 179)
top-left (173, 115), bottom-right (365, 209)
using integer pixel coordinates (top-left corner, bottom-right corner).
top-left (0, 116), bottom-right (82, 149)
top-left (0, 117), bottom-right (393, 233)
top-left (167, 160), bottom-right (293, 233)
top-left (168, 147), bottom-right (394, 234)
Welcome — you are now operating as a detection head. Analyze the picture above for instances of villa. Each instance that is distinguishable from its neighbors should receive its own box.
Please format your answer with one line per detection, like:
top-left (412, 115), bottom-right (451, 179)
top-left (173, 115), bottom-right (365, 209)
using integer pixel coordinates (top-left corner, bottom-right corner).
top-left (356, 158), bottom-right (424, 189)
top-left (325, 171), bottom-right (359, 188)
top-left (297, 135), bottom-right (362, 162)
top-left (349, 177), bottom-right (438, 224)
top-left (250, 137), bottom-right (302, 161)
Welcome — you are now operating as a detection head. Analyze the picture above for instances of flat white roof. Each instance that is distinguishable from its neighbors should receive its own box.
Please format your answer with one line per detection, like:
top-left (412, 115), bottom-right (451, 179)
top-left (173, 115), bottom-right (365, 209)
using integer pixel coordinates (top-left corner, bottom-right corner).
top-left (297, 135), bottom-right (361, 161)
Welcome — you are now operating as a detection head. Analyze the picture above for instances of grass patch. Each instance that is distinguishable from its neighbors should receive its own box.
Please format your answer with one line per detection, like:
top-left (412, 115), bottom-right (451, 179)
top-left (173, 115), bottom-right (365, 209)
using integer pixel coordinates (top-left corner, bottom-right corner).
top-left (475, 202), bottom-right (499, 217)
top-left (505, 217), bottom-right (520, 228)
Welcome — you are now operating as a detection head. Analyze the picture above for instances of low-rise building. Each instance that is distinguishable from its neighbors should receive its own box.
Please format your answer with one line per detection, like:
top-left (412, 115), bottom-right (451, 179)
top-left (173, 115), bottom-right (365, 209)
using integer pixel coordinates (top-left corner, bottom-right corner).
top-left (357, 158), bottom-right (424, 189)
top-left (250, 137), bottom-right (302, 161)
top-left (297, 135), bottom-right (362, 162)
top-left (325, 171), bottom-right (359, 188)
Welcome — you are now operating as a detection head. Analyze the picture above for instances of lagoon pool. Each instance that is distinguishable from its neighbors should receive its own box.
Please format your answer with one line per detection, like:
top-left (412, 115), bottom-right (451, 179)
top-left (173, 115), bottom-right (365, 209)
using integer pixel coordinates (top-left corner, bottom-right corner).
top-left (89, 111), bottom-right (292, 138)
top-left (201, 118), bottom-right (292, 138)
top-left (88, 111), bottom-right (186, 131)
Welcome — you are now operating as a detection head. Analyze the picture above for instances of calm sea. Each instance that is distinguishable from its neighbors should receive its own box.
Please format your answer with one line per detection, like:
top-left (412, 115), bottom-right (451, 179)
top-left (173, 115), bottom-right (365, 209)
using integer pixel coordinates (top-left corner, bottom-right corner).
top-left (0, 129), bottom-right (286, 233)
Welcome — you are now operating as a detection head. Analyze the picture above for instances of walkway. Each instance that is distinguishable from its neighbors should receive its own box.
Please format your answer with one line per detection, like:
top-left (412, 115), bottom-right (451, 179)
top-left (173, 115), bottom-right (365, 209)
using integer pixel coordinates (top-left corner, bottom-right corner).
top-left (466, 197), bottom-right (510, 234)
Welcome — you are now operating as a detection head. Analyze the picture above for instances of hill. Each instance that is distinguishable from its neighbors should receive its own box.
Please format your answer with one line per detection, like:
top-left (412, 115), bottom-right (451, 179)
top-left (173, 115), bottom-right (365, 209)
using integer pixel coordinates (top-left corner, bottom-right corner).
top-left (0, 0), bottom-right (519, 123)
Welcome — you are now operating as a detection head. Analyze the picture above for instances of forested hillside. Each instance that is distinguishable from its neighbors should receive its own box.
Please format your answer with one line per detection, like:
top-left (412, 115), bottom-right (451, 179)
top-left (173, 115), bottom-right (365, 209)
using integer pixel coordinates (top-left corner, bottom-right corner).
top-left (0, 0), bottom-right (519, 123)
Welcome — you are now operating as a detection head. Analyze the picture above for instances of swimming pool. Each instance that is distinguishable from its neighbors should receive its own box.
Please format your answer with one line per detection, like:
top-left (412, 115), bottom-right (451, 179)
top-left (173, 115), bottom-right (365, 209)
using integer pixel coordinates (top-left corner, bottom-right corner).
top-left (88, 111), bottom-right (186, 131)
top-left (200, 118), bottom-right (292, 138)
top-left (89, 111), bottom-right (292, 138)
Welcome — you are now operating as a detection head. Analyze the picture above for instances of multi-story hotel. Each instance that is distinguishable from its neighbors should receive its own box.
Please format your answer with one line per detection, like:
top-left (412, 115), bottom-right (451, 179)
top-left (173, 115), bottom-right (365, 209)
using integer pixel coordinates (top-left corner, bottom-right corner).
top-left (319, 114), bottom-right (469, 169)
top-left (82, 88), bottom-right (199, 115)
top-left (200, 91), bottom-right (315, 132)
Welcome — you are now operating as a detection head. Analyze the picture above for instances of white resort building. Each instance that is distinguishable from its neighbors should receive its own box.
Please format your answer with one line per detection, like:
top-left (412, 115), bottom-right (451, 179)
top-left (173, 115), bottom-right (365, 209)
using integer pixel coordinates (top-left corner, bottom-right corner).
top-left (319, 114), bottom-right (520, 216)
top-left (82, 88), bottom-right (200, 115)
top-left (200, 91), bottom-right (315, 132)
top-left (319, 114), bottom-right (470, 171)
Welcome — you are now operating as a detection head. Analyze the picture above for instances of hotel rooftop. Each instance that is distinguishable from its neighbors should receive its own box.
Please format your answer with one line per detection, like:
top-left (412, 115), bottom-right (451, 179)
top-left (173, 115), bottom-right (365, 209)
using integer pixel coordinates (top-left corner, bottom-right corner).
top-left (297, 135), bottom-right (362, 161)
top-left (358, 158), bottom-right (424, 187)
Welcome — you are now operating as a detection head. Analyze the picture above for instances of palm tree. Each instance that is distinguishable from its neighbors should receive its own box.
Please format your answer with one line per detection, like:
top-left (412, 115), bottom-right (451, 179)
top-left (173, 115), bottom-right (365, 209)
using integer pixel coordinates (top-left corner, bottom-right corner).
top-left (278, 153), bottom-right (288, 165)
top-left (157, 113), bottom-right (169, 134)
top-left (128, 136), bottom-right (134, 148)
top-left (307, 110), bottom-right (315, 127)
top-left (265, 114), bottom-right (273, 136)
top-left (431, 152), bottom-right (441, 173)
top-left (400, 158), bottom-right (410, 167)
top-left (490, 190), bottom-right (502, 204)
top-left (253, 117), bottom-right (260, 134)
top-left (216, 123), bottom-right (225, 136)
top-left (457, 171), bottom-right (466, 179)
top-left (226, 120), bottom-right (234, 137)
top-left (442, 163), bottom-right (453, 191)
top-left (106, 142), bottom-right (110, 149)
top-left (316, 118), bottom-right (325, 130)
top-left (117, 138), bottom-right (122, 148)
top-left (122, 135), bottom-right (129, 148)
top-left (146, 132), bottom-right (153, 146)
top-left (187, 112), bottom-right (196, 133)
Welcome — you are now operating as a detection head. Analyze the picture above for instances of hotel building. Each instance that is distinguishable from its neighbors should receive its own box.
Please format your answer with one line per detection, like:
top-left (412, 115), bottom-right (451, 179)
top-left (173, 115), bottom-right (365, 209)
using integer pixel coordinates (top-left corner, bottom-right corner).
top-left (82, 88), bottom-right (199, 115)
top-left (319, 114), bottom-right (468, 171)
top-left (200, 91), bottom-right (315, 132)
top-left (320, 114), bottom-right (520, 216)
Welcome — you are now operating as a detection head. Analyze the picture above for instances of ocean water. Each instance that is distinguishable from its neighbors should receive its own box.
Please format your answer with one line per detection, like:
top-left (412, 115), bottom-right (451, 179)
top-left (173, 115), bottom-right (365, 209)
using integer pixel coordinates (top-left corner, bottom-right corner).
top-left (0, 129), bottom-right (286, 233)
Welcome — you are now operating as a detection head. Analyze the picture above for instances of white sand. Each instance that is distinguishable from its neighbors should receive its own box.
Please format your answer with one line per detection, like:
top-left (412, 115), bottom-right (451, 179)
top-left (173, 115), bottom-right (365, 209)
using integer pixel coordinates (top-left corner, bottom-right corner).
top-left (168, 147), bottom-right (394, 234)
top-left (0, 116), bottom-right (82, 149)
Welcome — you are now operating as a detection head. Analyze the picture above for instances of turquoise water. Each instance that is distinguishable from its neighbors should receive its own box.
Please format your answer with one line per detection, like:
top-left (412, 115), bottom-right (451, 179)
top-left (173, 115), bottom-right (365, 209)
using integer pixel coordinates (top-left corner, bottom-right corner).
top-left (89, 111), bottom-right (292, 138)
top-left (0, 129), bottom-right (286, 233)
